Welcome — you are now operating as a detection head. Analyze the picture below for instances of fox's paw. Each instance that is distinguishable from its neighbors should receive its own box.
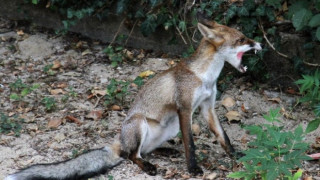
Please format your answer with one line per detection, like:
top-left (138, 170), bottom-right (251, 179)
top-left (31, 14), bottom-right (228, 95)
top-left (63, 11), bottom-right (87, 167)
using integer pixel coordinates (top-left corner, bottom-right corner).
top-left (142, 161), bottom-right (157, 176)
top-left (188, 165), bottom-right (203, 176)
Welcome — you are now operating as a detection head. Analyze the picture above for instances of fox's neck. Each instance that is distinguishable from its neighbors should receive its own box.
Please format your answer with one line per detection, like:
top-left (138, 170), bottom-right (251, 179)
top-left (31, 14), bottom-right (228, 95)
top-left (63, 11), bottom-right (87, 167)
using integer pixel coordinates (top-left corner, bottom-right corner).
top-left (188, 39), bottom-right (225, 82)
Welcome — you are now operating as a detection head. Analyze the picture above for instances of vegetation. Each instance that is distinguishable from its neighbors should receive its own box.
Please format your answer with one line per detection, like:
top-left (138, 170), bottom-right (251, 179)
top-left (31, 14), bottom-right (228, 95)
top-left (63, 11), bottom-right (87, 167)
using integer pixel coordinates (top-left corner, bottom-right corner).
top-left (0, 113), bottom-right (24, 136)
top-left (296, 70), bottom-right (320, 133)
top-left (228, 108), bottom-right (311, 180)
top-left (9, 78), bottom-right (40, 101)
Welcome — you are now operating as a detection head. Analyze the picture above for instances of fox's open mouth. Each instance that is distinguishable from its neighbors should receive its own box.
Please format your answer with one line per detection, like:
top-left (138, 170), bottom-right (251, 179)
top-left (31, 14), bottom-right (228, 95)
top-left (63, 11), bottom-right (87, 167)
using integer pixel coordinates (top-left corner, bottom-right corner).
top-left (237, 48), bottom-right (260, 73)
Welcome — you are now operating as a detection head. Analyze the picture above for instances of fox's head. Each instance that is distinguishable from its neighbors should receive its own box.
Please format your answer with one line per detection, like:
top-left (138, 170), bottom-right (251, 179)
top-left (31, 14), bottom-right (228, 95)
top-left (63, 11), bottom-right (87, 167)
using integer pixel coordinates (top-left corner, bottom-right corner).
top-left (197, 15), bottom-right (262, 73)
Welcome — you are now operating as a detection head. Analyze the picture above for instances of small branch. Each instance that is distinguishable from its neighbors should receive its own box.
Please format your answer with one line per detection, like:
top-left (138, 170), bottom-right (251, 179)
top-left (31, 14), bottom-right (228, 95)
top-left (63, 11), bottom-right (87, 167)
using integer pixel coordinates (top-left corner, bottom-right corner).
top-left (109, 18), bottom-right (126, 46)
top-left (175, 26), bottom-right (188, 45)
top-left (125, 20), bottom-right (138, 46)
top-left (258, 20), bottom-right (290, 59)
top-left (303, 60), bottom-right (320, 67)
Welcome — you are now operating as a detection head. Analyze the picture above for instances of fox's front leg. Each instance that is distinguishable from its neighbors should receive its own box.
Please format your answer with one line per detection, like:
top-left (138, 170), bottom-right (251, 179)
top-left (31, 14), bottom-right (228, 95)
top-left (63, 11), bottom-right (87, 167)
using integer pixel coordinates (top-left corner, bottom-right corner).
top-left (200, 84), bottom-right (236, 156)
top-left (178, 108), bottom-right (203, 175)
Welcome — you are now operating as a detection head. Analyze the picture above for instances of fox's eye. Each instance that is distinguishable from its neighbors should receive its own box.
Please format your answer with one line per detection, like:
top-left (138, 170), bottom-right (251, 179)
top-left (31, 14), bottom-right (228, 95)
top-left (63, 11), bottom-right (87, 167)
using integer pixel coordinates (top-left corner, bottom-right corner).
top-left (238, 38), bottom-right (245, 43)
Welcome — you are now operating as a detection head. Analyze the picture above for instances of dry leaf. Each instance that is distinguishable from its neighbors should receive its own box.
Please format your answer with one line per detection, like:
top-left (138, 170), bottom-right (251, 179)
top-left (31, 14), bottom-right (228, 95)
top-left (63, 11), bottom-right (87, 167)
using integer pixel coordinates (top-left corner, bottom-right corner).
top-left (192, 124), bottom-right (201, 136)
top-left (124, 49), bottom-right (134, 60)
top-left (111, 105), bottom-right (121, 111)
top-left (82, 49), bottom-right (93, 56)
top-left (48, 118), bottom-right (62, 128)
top-left (241, 103), bottom-right (248, 113)
top-left (92, 89), bottom-right (106, 96)
top-left (205, 173), bottom-right (217, 180)
top-left (222, 97), bottom-right (236, 108)
top-left (50, 89), bottom-right (65, 95)
top-left (51, 60), bottom-right (62, 69)
top-left (66, 115), bottom-right (82, 125)
top-left (181, 174), bottom-right (191, 179)
top-left (17, 30), bottom-right (24, 36)
top-left (225, 111), bottom-right (241, 122)
top-left (268, 97), bottom-right (281, 103)
top-left (86, 110), bottom-right (103, 120)
top-left (139, 70), bottom-right (155, 78)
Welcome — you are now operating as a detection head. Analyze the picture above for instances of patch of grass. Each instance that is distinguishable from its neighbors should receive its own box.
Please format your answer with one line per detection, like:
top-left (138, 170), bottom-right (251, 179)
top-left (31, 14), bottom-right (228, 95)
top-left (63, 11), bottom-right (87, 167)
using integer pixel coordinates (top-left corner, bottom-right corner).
top-left (41, 97), bottom-right (56, 111)
top-left (105, 79), bottom-right (130, 106)
top-left (9, 79), bottom-right (40, 101)
top-left (0, 113), bottom-right (24, 136)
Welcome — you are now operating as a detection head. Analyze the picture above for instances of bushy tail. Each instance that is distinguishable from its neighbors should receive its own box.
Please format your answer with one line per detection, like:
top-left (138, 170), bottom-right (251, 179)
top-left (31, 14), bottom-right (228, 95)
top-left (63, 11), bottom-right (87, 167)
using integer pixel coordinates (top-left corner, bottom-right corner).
top-left (5, 143), bottom-right (123, 180)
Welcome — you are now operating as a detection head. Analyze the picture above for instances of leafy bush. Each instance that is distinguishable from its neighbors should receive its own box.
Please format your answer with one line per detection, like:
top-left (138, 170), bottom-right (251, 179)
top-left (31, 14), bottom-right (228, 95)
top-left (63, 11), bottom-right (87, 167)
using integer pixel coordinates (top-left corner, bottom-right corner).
top-left (228, 108), bottom-right (311, 180)
top-left (296, 70), bottom-right (320, 133)
top-left (41, 97), bottom-right (56, 111)
top-left (0, 113), bottom-right (24, 136)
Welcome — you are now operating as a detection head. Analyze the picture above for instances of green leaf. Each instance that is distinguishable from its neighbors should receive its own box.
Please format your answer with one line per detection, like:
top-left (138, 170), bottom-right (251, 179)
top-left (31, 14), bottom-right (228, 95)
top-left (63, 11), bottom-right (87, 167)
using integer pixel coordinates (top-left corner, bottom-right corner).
top-left (227, 171), bottom-right (247, 178)
top-left (256, 5), bottom-right (265, 16)
top-left (238, 6), bottom-right (249, 16)
top-left (178, 21), bottom-right (186, 32)
top-left (305, 119), bottom-right (320, 133)
top-left (316, 27), bottom-right (320, 41)
top-left (140, 14), bottom-right (157, 36)
top-left (309, 14), bottom-right (320, 27)
top-left (292, 8), bottom-right (313, 31)
top-left (266, 0), bottom-right (282, 9)
top-left (32, 0), bottom-right (39, 4)
top-left (288, 0), bottom-right (310, 18)
top-left (292, 169), bottom-right (303, 180)
top-left (21, 88), bottom-right (31, 97)
top-left (10, 93), bottom-right (20, 100)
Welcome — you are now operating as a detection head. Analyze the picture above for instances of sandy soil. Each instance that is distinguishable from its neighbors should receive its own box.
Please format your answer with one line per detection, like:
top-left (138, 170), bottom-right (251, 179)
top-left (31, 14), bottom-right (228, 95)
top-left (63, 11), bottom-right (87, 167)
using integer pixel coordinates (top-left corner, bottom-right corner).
top-left (0, 18), bottom-right (319, 180)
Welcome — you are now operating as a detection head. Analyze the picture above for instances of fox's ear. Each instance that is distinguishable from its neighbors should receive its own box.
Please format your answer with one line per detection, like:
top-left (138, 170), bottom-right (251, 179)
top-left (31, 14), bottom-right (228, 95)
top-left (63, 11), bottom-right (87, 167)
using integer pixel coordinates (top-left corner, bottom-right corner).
top-left (198, 23), bottom-right (223, 41)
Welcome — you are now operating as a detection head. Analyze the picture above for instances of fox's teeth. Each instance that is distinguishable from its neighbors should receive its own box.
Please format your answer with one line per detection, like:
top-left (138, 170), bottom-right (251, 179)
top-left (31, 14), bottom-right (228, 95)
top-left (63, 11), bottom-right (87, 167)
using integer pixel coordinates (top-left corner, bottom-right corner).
top-left (255, 50), bottom-right (257, 54)
top-left (244, 66), bottom-right (248, 71)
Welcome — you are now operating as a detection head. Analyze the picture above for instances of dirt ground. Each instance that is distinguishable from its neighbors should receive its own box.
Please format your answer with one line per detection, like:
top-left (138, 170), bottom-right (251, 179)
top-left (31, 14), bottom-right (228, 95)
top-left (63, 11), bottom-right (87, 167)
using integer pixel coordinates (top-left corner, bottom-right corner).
top-left (0, 18), bottom-right (319, 180)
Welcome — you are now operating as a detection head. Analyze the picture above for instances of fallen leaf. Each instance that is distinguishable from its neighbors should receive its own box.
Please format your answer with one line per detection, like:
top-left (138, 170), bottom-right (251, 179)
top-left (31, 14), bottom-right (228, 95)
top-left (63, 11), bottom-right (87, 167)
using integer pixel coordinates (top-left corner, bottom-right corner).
top-left (225, 111), bottom-right (241, 122)
top-left (181, 174), bottom-right (191, 179)
top-left (82, 49), bottom-right (93, 56)
top-left (241, 103), bottom-right (248, 113)
top-left (48, 118), bottom-right (62, 128)
top-left (17, 30), bottom-right (24, 36)
top-left (66, 115), bottom-right (82, 125)
top-left (86, 110), bottom-right (103, 120)
top-left (52, 60), bottom-right (62, 69)
top-left (111, 105), bottom-right (121, 111)
top-left (50, 89), bottom-right (65, 95)
top-left (139, 70), bottom-right (155, 78)
top-left (192, 124), bottom-right (201, 136)
top-left (286, 87), bottom-right (298, 95)
top-left (222, 97), bottom-right (236, 108)
top-left (205, 173), bottom-right (217, 180)
top-left (92, 89), bottom-right (106, 96)
top-left (124, 49), bottom-right (134, 60)
top-left (268, 97), bottom-right (281, 103)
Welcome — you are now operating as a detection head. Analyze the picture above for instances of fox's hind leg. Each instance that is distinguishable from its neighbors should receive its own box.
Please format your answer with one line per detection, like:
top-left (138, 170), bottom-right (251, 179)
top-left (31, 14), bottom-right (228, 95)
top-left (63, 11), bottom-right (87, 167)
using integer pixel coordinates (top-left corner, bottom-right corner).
top-left (120, 114), bottom-right (157, 175)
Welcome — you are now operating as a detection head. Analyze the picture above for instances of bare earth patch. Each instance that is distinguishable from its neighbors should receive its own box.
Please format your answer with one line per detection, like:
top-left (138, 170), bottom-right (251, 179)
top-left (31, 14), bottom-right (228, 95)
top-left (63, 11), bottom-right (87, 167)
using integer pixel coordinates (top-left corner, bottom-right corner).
top-left (0, 18), bottom-right (319, 179)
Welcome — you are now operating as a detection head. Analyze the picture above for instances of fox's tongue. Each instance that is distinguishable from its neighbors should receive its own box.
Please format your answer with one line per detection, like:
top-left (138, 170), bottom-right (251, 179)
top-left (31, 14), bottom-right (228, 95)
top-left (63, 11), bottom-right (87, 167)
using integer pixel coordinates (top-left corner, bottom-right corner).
top-left (237, 52), bottom-right (244, 60)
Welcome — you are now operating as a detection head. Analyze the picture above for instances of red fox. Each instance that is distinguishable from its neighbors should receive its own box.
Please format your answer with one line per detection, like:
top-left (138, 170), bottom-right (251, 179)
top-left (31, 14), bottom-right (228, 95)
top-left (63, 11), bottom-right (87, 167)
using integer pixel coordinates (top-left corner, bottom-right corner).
top-left (5, 14), bottom-right (262, 180)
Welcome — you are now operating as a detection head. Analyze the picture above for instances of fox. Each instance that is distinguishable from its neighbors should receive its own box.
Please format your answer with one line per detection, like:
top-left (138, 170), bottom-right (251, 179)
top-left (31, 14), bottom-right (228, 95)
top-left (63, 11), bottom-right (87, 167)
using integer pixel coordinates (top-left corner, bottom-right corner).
top-left (5, 14), bottom-right (262, 180)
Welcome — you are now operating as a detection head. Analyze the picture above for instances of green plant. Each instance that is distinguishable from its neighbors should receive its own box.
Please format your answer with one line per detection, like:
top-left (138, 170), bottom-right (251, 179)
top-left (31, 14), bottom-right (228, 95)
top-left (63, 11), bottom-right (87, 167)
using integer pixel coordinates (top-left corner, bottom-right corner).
top-left (228, 108), bottom-right (311, 180)
top-left (41, 97), bottom-right (56, 111)
top-left (295, 70), bottom-right (320, 133)
top-left (103, 45), bottom-right (125, 67)
top-left (9, 79), bottom-right (40, 101)
top-left (105, 79), bottom-right (130, 106)
top-left (0, 113), bottom-right (24, 136)
top-left (43, 64), bottom-right (55, 75)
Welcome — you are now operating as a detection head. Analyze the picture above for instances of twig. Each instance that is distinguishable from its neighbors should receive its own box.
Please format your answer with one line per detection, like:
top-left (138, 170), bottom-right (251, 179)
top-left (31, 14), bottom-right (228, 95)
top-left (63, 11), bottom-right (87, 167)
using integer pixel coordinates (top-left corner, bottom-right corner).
top-left (303, 60), bottom-right (320, 67)
top-left (176, 26), bottom-right (188, 45)
top-left (125, 20), bottom-right (138, 46)
top-left (258, 20), bottom-right (290, 59)
top-left (109, 18), bottom-right (126, 46)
